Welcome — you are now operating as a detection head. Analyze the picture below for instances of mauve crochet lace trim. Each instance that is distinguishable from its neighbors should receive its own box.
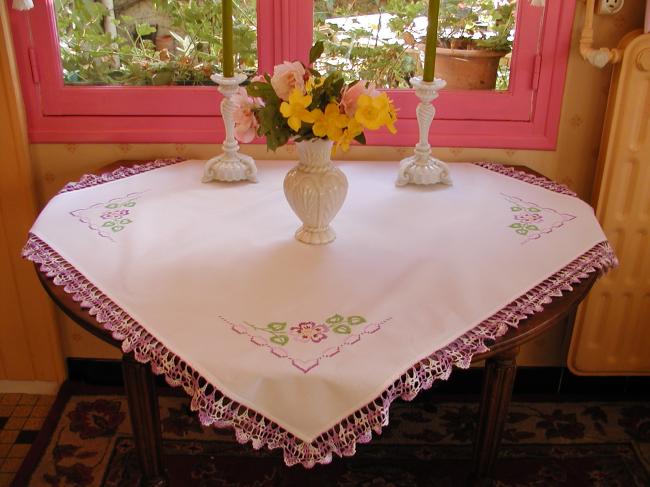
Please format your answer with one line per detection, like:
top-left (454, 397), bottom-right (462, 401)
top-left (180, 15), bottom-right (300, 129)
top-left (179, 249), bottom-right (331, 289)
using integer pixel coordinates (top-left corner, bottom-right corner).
top-left (26, 159), bottom-right (615, 468)
top-left (59, 158), bottom-right (184, 193)
top-left (476, 162), bottom-right (578, 197)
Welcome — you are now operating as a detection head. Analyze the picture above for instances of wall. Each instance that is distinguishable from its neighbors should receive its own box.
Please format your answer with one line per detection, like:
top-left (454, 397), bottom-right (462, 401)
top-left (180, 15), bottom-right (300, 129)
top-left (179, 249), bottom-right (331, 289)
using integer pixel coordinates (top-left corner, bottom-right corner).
top-left (0, 0), bottom-right (64, 392)
top-left (26, 1), bottom-right (646, 365)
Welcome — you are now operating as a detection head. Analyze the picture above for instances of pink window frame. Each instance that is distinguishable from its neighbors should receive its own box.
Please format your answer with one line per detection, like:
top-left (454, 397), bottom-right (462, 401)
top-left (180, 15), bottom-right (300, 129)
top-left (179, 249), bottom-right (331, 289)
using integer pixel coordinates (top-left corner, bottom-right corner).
top-left (8, 0), bottom-right (575, 149)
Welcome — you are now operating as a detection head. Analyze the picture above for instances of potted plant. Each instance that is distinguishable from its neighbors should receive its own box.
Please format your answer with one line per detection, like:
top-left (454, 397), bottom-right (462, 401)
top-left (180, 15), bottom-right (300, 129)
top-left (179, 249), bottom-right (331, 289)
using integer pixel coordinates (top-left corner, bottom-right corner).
top-left (435, 0), bottom-right (515, 90)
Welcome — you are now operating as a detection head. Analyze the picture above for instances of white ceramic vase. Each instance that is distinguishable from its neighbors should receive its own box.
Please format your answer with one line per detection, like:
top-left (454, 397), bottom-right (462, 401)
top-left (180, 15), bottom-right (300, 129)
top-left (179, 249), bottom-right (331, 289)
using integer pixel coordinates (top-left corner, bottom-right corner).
top-left (284, 139), bottom-right (348, 245)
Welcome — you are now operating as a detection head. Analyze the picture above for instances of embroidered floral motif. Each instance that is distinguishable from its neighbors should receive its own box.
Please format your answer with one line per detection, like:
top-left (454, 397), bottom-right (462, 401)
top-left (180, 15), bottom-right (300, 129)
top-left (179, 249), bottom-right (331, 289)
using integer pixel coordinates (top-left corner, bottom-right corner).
top-left (224, 315), bottom-right (389, 373)
top-left (290, 322), bottom-right (329, 343)
top-left (244, 314), bottom-right (369, 348)
top-left (70, 192), bottom-right (146, 242)
top-left (503, 194), bottom-right (576, 243)
top-left (99, 200), bottom-right (136, 233)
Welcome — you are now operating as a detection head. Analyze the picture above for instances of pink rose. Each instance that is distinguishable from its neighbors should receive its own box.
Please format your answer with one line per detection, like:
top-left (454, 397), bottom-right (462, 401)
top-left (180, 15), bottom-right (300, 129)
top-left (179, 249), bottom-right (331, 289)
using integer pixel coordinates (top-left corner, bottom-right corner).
top-left (232, 87), bottom-right (260, 143)
top-left (341, 81), bottom-right (379, 117)
top-left (270, 61), bottom-right (306, 101)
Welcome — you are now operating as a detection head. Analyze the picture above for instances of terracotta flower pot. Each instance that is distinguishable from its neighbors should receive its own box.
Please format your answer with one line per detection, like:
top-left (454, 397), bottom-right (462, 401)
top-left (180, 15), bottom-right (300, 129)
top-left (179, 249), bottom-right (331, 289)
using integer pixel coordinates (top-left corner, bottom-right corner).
top-left (434, 48), bottom-right (508, 90)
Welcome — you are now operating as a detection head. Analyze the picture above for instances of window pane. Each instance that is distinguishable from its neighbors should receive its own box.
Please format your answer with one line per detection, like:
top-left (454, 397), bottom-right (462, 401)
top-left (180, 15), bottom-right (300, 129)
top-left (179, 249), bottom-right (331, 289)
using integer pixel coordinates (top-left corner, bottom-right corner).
top-left (55, 0), bottom-right (257, 85)
top-left (313, 0), bottom-right (516, 90)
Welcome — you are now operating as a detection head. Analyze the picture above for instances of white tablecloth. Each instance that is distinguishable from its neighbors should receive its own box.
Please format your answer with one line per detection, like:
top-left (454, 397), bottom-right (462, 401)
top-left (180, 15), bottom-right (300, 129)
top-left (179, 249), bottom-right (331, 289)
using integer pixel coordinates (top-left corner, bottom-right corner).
top-left (24, 159), bottom-right (616, 467)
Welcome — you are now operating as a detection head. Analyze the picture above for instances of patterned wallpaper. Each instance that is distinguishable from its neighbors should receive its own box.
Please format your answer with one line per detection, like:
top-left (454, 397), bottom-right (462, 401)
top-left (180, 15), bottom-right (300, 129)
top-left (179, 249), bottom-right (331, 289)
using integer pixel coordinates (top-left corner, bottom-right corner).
top-left (28, 1), bottom-right (645, 364)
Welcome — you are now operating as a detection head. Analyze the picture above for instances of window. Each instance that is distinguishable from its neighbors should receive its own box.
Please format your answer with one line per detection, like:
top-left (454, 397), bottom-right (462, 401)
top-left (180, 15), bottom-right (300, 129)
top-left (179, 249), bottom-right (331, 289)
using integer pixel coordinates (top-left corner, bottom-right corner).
top-left (9, 0), bottom-right (574, 148)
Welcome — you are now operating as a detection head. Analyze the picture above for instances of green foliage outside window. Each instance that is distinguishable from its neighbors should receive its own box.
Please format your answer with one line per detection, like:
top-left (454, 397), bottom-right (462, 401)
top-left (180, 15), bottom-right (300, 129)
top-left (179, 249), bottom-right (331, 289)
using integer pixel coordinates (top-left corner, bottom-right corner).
top-left (55, 0), bottom-right (257, 85)
top-left (314, 0), bottom-right (516, 89)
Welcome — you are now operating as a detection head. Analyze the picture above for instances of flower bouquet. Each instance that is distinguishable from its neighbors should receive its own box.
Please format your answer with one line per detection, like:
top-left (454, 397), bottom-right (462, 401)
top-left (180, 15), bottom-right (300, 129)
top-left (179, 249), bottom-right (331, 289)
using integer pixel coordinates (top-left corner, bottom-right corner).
top-left (232, 41), bottom-right (397, 151)
top-left (231, 42), bottom-right (397, 245)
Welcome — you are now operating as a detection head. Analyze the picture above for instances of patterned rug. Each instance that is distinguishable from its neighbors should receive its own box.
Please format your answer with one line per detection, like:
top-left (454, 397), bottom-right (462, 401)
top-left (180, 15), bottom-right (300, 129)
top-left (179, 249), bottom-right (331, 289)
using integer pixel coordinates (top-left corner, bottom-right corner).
top-left (24, 394), bottom-right (650, 486)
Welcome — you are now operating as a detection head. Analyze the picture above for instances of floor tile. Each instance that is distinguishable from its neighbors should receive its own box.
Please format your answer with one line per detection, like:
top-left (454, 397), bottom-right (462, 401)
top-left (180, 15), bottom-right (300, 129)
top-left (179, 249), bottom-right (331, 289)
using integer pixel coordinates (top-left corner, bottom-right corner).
top-left (37, 396), bottom-right (55, 407)
top-left (15, 430), bottom-right (38, 445)
top-left (0, 395), bottom-right (20, 406)
top-left (3, 417), bottom-right (26, 431)
top-left (0, 457), bottom-right (22, 473)
top-left (8, 444), bottom-right (30, 459)
top-left (11, 406), bottom-right (33, 418)
top-left (30, 405), bottom-right (50, 419)
top-left (23, 418), bottom-right (44, 431)
top-left (0, 407), bottom-right (13, 418)
top-left (0, 472), bottom-right (14, 487)
top-left (0, 431), bottom-right (18, 445)
top-left (0, 444), bottom-right (10, 458)
top-left (17, 395), bottom-right (38, 406)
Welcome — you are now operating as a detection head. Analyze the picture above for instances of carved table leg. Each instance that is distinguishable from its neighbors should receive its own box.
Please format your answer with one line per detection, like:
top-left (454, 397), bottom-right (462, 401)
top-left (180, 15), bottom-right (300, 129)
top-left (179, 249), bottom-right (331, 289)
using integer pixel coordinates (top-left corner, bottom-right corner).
top-left (469, 346), bottom-right (520, 486)
top-left (122, 354), bottom-right (167, 487)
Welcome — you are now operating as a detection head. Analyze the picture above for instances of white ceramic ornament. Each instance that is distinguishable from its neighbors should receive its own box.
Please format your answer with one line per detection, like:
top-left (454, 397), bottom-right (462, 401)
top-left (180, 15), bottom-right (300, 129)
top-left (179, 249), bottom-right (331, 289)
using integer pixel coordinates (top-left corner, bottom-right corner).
top-left (203, 73), bottom-right (258, 183)
top-left (396, 77), bottom-right (452, 187)
top-left (284, 139), bottom-right (348, 245)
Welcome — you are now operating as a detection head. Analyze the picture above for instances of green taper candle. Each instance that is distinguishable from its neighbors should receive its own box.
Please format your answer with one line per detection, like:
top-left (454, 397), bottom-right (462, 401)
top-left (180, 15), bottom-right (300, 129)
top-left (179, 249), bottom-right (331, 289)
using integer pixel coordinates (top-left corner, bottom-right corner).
top-left (222, 0), bottom-right (234, 77)
top-left (422, 0), bottom-right (440, 82)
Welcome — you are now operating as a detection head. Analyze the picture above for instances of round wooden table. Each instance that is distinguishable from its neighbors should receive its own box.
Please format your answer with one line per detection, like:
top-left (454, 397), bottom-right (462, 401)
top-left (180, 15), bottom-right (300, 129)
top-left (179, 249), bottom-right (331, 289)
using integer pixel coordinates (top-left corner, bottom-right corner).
top-left (34, 161), bottom-right (597, 487)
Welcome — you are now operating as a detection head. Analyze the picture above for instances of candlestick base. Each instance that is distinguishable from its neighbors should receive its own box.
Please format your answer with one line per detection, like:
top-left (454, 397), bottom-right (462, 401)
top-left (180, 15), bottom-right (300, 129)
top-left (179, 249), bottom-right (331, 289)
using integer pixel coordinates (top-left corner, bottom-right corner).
top-left (203, 73), bottom-right (258, 184)
top-left (396, 77), bottom-right (452, 187)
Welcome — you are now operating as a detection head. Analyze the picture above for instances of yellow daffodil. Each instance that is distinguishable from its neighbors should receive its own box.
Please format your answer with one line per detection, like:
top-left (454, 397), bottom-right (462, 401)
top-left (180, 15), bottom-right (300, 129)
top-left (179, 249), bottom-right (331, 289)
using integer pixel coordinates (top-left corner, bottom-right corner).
top-left (311, 103), bottom-right (350, 141)
top-left (354, 93), bottom-right (398, 133)
top-left (280, 89), bottom-right (316, 132)
top-left (305, 76), bottom-right (325, 94)
top-left (336, 118), bottom-right (364, 152)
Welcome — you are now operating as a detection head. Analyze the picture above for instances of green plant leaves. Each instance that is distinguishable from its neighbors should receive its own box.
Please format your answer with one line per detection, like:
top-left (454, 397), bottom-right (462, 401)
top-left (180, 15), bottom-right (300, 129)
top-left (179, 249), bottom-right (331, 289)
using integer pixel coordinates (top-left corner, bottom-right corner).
top-left (309, 41), bottom-right (325, 64)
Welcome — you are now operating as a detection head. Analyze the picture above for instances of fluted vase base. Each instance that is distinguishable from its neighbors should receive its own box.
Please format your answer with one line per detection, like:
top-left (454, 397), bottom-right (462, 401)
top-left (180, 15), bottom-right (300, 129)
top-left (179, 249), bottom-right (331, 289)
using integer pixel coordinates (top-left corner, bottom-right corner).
top-left (284, 139), bottom-right (348, 245)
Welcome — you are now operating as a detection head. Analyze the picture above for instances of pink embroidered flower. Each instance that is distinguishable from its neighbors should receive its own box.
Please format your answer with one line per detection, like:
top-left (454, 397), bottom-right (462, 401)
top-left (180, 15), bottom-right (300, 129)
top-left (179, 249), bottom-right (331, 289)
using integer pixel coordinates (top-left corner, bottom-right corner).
top-left (341, 80), bottom-right (379, 117)
top-left (101, 209), bottom-right (129, 220)
top-left (290, 321), bottom-right (328, 343)
top-left (232, 87), bottom-right (261, 143)
top-left (515, 213), bottom-right (543, 223)
top-left (270, 61), bottom-right (306, 101)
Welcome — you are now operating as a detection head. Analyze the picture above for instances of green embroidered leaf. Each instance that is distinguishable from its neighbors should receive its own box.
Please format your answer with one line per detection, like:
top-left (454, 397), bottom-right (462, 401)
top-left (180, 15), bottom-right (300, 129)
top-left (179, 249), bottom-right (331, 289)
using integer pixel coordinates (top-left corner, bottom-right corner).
top-left (119, 219), bottom-right (132, 225)
top-left (105, 203), bottom-right (119, 209)
top-left (111, 226), bottom-right (124, 232)
top-left (332, 324), bottom-right (351, 334)
top-left (326, 314), bottom-right (345, 325)
top-left (270, 335), bottom-right (288, 346)
top-left (102, 221), bottom-right (115, 227)
top-left (347, 316), bottom-right (366, 326)
top-left (516, 229), bottom-right (528, 235)
top-left (267, 322), bottom-right (287, 332)
top-left (509, 223), bottom-right (522, 229)
top-left (124, 201), bottom-right (136, 207)
top-left (526, 225), bottom-right (539, 231)
top-left (528, 207), bottom-right (541, 212)
top-left (510, 206), bottom-right (523, 212)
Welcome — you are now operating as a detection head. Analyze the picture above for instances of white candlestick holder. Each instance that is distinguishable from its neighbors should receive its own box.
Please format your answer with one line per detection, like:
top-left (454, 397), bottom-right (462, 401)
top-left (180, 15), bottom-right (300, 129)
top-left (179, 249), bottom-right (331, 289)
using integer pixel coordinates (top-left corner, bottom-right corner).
top-left (396, 77), bottom-right (452, 187)
top-left (203, 73), bottom-right (258, 183)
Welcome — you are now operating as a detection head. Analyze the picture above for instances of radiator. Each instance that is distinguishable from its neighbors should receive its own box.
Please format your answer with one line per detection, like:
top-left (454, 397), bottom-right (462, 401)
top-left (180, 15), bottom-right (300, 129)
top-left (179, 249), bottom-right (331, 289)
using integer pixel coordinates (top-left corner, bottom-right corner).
top-left (568, 30), bottom-right (650, 375)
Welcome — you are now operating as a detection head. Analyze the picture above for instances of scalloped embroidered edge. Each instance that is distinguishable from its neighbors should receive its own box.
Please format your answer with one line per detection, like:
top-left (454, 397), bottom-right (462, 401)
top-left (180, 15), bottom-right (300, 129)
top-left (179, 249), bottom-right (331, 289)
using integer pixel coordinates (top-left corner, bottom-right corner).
top-left (476, 162), bottom-right (578, 197)
top-left (59, 158), bottom-right (184, 194)
top-left (22, 234), bottom-right (617, 468)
